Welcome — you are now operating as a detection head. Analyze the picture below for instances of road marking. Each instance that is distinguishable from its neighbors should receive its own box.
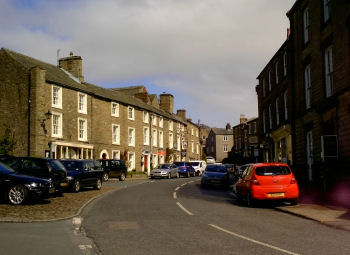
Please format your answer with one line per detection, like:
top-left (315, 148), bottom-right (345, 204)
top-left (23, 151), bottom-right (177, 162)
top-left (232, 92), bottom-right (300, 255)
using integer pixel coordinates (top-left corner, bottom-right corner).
top-left (209, 224), bottom-right (300, 255)
top-left (181, 183), bottom-right (187, 187)
top-left (176, 202), bottom-right (194, 216)
top-left (175, 186), bottom-right (180, 191)
top-left (173, 192), bottom-right (177, 199)
top-left (79, 244), bottom-right (92, 250)
top-left (188, 181), bottom-right (194, 184)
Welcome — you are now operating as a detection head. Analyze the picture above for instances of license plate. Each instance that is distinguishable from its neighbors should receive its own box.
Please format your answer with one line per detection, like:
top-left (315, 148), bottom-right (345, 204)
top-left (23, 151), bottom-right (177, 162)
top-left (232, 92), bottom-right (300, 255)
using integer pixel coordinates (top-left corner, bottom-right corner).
top-left (60, 182), bottom-right (68, 187)
top-left (268, 192), bottom-right (285, 197)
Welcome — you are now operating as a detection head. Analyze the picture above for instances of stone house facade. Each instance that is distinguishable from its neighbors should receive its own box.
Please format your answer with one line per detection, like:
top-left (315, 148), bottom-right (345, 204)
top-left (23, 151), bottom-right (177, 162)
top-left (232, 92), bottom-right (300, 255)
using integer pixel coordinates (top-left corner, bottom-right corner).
top-left (0, 48), bottom-right (200, 173)
top-left (206, 126), bottom-right (234, 163)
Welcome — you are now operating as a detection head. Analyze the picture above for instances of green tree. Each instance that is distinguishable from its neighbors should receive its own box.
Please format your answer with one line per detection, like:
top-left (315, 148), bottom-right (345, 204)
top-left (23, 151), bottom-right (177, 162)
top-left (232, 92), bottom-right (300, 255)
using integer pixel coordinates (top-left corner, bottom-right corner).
top-left (0, 126), bottom-right (16, 155)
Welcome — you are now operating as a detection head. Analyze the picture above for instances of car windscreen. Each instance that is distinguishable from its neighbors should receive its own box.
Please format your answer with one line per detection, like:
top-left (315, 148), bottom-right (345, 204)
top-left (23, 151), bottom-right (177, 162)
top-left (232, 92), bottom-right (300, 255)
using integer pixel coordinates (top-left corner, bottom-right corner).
top-left (159, 164), bottom-right (171, 169)
top-left (206, 165), bottom-right (227, 173)
top-left (190, 162), bottom-right (200, 167)
top-left (61, 161), bottom-right (84, 171)
top-left (173, 162), bottom-right (184, 166)
top-left (255, 166), bottom-right (291, 176)
top-left (0, 162), bottom-right (14, 174)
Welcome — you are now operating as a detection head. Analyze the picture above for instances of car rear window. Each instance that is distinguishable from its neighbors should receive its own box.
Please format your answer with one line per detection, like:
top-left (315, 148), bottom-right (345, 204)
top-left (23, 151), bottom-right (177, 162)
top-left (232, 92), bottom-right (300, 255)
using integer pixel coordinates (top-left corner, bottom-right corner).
top-left (206, 165), bottom-right (227, 173)
top-left (61, 161), bottom-right (84, 171)
top-left (173, 162), bottom-right (185, 166)
top-left (190, 162), bottom-right (200, 167)
top-left (255, 166), bottom-right (291, 176)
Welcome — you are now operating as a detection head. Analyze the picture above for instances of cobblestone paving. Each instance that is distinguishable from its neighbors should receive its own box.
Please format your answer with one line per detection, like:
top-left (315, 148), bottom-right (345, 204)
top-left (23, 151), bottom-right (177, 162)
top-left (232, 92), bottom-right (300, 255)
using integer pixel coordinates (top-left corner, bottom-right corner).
top-left (0, 186), bottom-right (117, 222)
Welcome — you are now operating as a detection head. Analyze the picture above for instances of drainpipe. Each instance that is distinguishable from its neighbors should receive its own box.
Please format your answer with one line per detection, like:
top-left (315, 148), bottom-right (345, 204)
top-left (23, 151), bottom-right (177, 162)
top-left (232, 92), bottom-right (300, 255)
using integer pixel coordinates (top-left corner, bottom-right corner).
top-left (27, 74), bottom-right (31, 156)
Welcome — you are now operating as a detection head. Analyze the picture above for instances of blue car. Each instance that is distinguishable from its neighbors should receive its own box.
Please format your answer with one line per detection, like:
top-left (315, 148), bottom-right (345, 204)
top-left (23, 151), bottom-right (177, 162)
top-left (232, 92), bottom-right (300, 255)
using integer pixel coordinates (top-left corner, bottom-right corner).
top-left (201, 164), bottom-right (231, 188)
top-left (173, 162), bottom-right (196, 177)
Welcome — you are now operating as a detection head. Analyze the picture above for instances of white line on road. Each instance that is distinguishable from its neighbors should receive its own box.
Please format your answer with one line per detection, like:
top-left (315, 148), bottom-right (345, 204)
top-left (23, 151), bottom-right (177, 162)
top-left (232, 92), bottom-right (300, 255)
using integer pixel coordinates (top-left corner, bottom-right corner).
top-left (173, 192), bottom-right (177, 199)
top-left (176, 202), bottom-right (194, 216)
top-left (181, 183), bottom-right (187, 187)
top-left (209, 224), bottom-right (300, 255)
top-left (175, 187), bottom-right (180, 191)
top-left (188, 181), bottom-right (194, 184)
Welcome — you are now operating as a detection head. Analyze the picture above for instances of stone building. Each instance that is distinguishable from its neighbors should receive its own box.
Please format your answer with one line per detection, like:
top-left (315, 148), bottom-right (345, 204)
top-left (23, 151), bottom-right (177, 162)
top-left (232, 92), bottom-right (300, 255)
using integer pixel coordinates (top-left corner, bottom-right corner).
top-left (206, 125), bottom-right (234, 163)
top-left (0, 48), bottom-right (200, 173)
top-left (256, 0), bottom-right (350, 185)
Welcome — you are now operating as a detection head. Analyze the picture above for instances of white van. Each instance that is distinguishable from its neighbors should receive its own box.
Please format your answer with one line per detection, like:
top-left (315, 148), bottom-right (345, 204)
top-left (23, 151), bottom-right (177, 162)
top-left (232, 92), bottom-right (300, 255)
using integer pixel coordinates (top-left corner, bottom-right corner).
top-left (189, 160), bottom-right (207, 176)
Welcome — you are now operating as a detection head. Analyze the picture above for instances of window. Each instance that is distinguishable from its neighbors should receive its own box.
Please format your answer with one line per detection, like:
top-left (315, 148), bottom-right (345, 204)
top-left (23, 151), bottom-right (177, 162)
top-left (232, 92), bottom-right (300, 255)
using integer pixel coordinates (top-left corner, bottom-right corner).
top-left (112, 150), bottom-right (120, 159)
top-left (177, 123), bottom-right (180, 133)
top-left (128, 127), bottom-right (135, 146)
top-left (262, 78), bottom-right (266, 97)
top-left (169, 133), bottom-right (173, 149)
top-left (111, 103), bottom-right (119, 117)
top-left (159, 117), bottom-right (163, 128)
top-left (52, 112), bottom-right (62, 138)
top-left (323, 0), bottom-right (330, 23)
top-left (284, 91), bottom-right (288, 120)
top-left (268, 70), bottom-right (272, 91)
top-left (128, 152), bottom-right (135, 171)
top-left (112, 124), bottom-right (120, 144)
top-left (305, 65), bottom-right (312, 109)
top-left (152, 115), bottom-right (157, 126)
top-left (275, 98), bottom-right (280, 126)
top-left (190, 141), bottom-right (193, 153)
top-left (52, 86), bottom-right (62, 109)
top-left (177, 135), bottom-right (181, 151)
top-left (128, 107), bottom-right (135, 120)
top-left (253, 122), bottom-right (257, 133)
top-left (159, 130), bottom-right (163, 148)
top-left (223, 136), bottom-right (228, 141)
top-left (196, 130), bottom-right (198, 137)
top-left (324, 46), bottom-right (333, 98)
top-left (263, 111), bottom-right (266, 133)
top-left (303, 8), bottom-right (309, 44)
top-left (269, 104), bottom-right (272, 130)
top-left (275, 61), bottom-right (279, 84)
top-left (143, 111), bottom-right (149, 123)
top-left (144, 127), bottom-right (149, 145)
top-left (78, 118), bottom-right (87, 141)
top-left (78, 93), bottom-right (87, 114)
top-left (223, 145), bottom-right (228, 152)
top-left (169, 121), bottom-right (173, 131)
top-left (196, 143), bottom-right (199, 154)
top-left (152, 129), bottom-right (157, 147)
top-left (306, 131), bottom-right (313, 181)
top-left (283, 52), bottom-right (287, 77)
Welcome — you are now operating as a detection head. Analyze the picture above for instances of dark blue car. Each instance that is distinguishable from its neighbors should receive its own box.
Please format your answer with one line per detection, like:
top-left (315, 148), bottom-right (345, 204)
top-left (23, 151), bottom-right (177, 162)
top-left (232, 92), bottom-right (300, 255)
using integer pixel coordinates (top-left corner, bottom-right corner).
top-left (0, 162), bottom-right (54, 205)
top-left (173, 162), bottom-right (196, 177)
top-left (201, 164), bottom-right (231, 188)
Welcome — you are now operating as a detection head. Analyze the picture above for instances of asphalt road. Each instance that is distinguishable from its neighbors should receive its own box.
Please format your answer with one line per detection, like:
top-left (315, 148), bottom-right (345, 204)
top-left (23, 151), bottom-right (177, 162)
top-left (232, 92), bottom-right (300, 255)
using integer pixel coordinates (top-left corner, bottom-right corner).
top-left (82, 178), bottom-right (350, 255)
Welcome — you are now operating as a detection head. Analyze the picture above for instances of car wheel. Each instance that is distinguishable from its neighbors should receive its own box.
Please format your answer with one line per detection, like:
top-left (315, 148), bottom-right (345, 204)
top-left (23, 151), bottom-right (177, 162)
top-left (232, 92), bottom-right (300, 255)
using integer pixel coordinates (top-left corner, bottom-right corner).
top-left (8, 185), bottom-right (28, 205)
top-left (103, 172), bottom-right (109, 182)
top-left (73, 180), bottom-right (80, 193)
top-left (290, 199), bottom-right (298, 206)
top-left (119, 172), bottom-right (126, 181)
top-left (94, 178), bottom-right (102, 190)
top-left (246, 192), bottom-right (255, 207)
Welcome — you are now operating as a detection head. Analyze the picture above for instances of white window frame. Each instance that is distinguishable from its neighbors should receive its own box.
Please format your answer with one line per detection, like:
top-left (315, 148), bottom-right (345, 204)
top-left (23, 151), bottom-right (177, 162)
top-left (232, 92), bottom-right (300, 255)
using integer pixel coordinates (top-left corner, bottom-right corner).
top-left (52, 85), bottom-right (62, 109)
top-left (275, 61), bottom-right (279, 84)
top-left (191, 128), bottom-right (194, 136)
top-left (78, 92), bottom-right (87, 114)
top-left (51, 112), bottom-right (62, 138)
top-left (283, 52), bottom-right (287, 77)
top-left (159, 130), bottom-right (164, 148)
top-left (196, 129), bottom-right (198, 137)
top-left (303, 8), bottom-right (309, 44)
top-left (128, 106), bottom-right (135, 120)
top-left (128, 127), bottom-right (135, 147)
top-left (111, 102), bottom-right (119, 117)
top-left (177, 135), bottom-right (181, 151)
top-left (112, 124), bottom-right (120, 145)
top-left (169, 132), bottom-right (173, 149)
top-left (143, 111), bottom-right (149, 123)
top-left (169, 121), bottom-right (173, 131)
top-left (191, 141), bottom-right (194, 153)
top-left (152, 128), bottom-right (157, 147)
top-left (284, 91), bottom-right (288, 120)
top-left (128, 152), bottom-right (135, 171)
top-left (275, 98), bottom-right (280, 126)
top-left (159, 117), bottom-right (163, 128)
top-left (78, 118), bottom-right (87, 141)
top-left (324, 46), bottom-right (333, 98)
top-left (196, 143), bottom-right (199, 154)
top-left (305, 65), bottom-right (312, 109)
top-left (323, 0), bottom-right (330, 23)
top-left (223, 145), bottom-right (228, 152)
top-left (112, 150), bottom-right (120, 160)
top-left (144, 127), bottom-right (150, 145)
top-left (152, 115), bottom-right (157, 126)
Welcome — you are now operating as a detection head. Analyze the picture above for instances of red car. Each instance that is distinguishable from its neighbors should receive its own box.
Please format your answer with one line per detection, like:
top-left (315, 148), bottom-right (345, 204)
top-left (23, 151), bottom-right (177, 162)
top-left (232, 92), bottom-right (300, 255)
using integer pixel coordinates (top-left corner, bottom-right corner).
top-left (235, 163), bottom-right (299, 206)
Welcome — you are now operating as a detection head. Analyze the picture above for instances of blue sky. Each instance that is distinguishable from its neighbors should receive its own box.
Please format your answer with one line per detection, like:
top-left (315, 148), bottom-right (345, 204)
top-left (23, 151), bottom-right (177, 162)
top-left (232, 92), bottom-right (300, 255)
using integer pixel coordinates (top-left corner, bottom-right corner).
top-left (0, 0), bottom-right (295, 127)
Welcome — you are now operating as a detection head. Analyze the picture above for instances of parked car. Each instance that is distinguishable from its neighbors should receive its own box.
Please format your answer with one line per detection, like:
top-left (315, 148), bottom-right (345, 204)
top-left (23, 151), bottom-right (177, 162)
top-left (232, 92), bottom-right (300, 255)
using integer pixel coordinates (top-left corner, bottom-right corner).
top-left (235, 163), bottom-right (299, 207)
top-left (206, 156), bottom-right (215, 164)
top-left (0, 162), bottom-right (55, 205)
top-left (99, 159), bottom-right (127, 181)
top-left (232, 164), bottom-right (251, 193)
top-left (189, 160), bottom-right (207, 176)
top-left (0, 156), bottom-right (67, 193)
top-left (173, 162), bottom-right (196, 177)
top-left (60, 159), bottom-right (104, 192)
top-left (150, 164), bottom-right (179, 179)
top-left (201, 164), bottom-right (231, 188)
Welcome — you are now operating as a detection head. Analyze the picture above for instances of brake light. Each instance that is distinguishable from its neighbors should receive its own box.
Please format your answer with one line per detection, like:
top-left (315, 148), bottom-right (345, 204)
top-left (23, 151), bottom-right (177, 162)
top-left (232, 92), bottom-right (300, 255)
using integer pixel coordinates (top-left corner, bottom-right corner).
top-left (251, 176), bottom-right (260, 185)
top-left (181, 166), bottom-right (187, 170)
top-left (290, 177), bottom-right (297, 184)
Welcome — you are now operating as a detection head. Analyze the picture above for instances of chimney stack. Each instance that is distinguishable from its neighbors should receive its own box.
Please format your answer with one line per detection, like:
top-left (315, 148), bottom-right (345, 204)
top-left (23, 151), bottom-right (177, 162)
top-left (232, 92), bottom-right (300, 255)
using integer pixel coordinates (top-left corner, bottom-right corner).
top-left (159, 93), bottom-right (174, 114)
top-left (176, 109), bottom-right (186, 121)
top-left (59, 52), bottom-right (84, 82)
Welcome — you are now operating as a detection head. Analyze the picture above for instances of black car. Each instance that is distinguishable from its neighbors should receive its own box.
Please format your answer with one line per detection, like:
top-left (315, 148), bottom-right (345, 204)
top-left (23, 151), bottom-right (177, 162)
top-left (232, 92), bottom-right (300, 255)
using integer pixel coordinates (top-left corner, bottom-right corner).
top-left (201, 164), bottom-right (232, 188)
top-left (173, 162), bottom-right (196, 177)
top-left (99, 159), bottom-right (127, 181)
top-left (60, 159), bottom-right (104, 192)
top-left (0, 156), bottom-right (67, 192)
top-left (0, 162), bottom-right (54, 205)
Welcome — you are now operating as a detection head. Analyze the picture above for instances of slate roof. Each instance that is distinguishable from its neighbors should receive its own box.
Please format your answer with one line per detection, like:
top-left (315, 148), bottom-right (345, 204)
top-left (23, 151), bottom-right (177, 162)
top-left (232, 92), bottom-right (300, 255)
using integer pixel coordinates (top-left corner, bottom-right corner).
top-left (2, 48), bottom-right (185, 124)
top-left (211, 128), bottom-right (233, 135)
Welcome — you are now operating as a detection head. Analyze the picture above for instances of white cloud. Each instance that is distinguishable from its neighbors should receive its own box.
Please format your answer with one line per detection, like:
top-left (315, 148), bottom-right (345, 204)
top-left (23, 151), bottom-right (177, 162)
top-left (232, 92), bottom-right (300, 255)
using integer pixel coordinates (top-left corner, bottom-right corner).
top-left (0, 0), bottom-right (295, 127)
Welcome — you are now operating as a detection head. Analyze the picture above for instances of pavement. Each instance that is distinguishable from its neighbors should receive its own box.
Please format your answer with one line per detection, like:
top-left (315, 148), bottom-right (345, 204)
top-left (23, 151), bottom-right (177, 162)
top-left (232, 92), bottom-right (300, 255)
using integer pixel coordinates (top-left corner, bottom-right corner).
top-left (1, 175), bottom-right (350, 233)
